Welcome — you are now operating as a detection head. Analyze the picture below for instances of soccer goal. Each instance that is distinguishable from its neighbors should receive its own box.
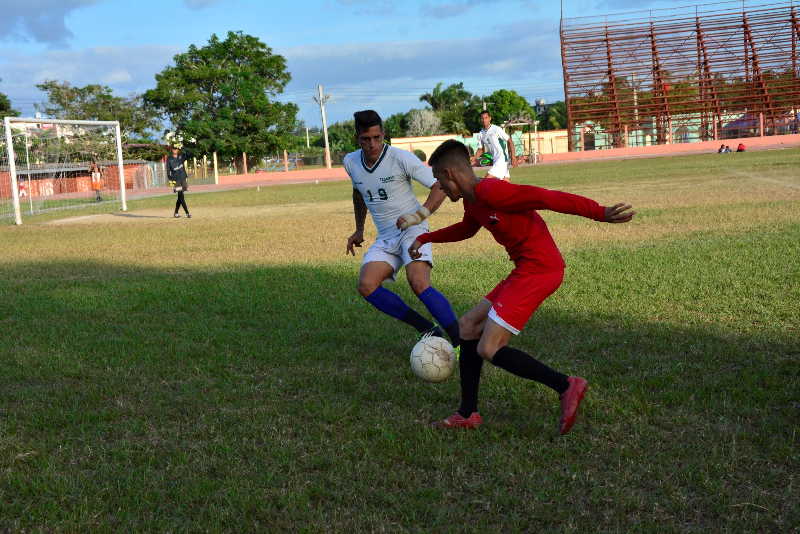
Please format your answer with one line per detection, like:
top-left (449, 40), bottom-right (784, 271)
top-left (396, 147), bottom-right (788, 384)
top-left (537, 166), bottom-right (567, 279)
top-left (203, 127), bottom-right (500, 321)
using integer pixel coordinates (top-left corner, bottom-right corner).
top-left (1, 117), bottom-right (127, 225)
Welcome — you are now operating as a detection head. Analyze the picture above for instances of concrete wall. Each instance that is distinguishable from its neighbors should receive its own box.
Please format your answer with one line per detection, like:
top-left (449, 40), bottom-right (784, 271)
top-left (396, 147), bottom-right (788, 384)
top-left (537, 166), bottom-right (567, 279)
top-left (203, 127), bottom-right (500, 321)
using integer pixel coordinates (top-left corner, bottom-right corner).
top-left (540, 133), bottom-right (800, 163)
top-left (391, 130), bottom-right (570, 160)
top-left (0, 162), bottom-right (144, 200)
top-left (389, 135), bottom-right (459, 162)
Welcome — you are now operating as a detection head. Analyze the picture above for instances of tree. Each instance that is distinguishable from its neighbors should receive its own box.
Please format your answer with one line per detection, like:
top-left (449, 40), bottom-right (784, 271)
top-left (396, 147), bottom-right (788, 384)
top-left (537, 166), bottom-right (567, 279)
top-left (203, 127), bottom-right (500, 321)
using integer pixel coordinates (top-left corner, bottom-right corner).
top-left (419, 82), bottom-right (473, 112)
top-left (383, 112), bottom-right (408, 140)
top-left (144, 31), bottom-right (298, 172)
top-left (0, 82), bottom-right (19, 118)
top-left (315, 120), bottom-right (358, 154)
top-left (480, 89), bottom-right (535, 129)
top-left (419, 82), bottom-right (477, 134)
top-left (35, 80), bottom-right (158, 140)
top-left (406, 109), bottom-right (442, 136)
top-left (539, 101), bottom-right (567, 130)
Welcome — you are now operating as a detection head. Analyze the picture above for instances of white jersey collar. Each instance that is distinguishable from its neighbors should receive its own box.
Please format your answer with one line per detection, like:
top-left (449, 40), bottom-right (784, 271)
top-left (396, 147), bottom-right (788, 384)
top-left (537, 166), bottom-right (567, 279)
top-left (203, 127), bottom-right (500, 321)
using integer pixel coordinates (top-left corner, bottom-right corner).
top-left (360, 144), bottom-right (389, 174)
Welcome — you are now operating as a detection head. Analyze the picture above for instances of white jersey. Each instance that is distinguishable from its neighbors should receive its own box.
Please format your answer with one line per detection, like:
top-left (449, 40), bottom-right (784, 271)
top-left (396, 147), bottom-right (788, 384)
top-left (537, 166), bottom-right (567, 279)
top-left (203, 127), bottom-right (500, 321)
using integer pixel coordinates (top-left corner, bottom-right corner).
top-left (344, 145), bottom-right (436, 238)
top-left (479, 124), bottom-right (511, 163)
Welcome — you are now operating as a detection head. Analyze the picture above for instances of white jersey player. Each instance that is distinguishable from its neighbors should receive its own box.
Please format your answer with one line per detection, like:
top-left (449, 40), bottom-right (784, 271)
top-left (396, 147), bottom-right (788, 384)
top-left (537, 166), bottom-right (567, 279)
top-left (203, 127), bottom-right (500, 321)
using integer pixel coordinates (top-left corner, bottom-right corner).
top-left (472, 110), bottom-right (517, 180)
top-left (345, 110), bottom-right (461, 347)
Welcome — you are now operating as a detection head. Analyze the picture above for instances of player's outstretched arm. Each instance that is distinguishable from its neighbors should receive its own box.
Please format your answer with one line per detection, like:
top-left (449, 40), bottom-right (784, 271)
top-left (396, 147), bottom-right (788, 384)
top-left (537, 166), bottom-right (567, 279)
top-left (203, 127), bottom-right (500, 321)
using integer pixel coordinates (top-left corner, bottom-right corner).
top-left (482, 180), bottom-right (612, 221)
top-left (397, 183), bottom-right (447, 230)
top-left (347, 189), bottom-right (367, 256)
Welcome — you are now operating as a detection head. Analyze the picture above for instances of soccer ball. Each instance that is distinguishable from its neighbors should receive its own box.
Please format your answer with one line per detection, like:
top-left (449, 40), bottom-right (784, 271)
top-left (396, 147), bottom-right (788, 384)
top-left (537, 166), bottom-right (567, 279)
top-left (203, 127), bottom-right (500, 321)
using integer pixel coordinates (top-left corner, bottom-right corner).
top-left (410, 335), bottom-right (456, 383)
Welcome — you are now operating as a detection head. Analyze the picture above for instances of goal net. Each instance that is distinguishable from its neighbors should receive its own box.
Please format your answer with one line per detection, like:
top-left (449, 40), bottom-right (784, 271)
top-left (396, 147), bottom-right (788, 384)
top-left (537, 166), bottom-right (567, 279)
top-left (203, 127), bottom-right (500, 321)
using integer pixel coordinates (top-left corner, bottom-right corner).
top-left (1, 117), bottom-right (127, 224)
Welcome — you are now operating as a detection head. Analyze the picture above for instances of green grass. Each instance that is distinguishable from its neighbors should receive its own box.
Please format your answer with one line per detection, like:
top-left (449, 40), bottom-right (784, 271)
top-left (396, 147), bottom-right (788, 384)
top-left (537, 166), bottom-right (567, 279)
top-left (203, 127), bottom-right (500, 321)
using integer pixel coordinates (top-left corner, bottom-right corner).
top-left (0, 149), bottom-right (798, 531)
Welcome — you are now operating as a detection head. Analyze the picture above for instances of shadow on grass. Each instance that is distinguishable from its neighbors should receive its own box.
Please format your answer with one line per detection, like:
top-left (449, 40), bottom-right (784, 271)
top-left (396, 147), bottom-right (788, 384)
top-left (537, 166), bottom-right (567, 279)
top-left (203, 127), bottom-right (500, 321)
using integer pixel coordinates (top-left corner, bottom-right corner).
top-left (0, 260), bottom-right (797, 531)
top-left (2, 259), bottom-right (796, 431)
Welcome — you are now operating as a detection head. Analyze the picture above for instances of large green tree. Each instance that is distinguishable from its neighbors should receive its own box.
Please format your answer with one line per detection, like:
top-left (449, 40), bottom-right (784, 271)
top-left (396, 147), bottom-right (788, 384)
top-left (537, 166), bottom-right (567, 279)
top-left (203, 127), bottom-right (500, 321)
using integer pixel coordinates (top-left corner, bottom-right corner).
top-left (35, 80), bottom-right (159, 139)
top-left (144, 31), bottom-right (298, 171)
top-left (473, 89), bottom-right (536, 132)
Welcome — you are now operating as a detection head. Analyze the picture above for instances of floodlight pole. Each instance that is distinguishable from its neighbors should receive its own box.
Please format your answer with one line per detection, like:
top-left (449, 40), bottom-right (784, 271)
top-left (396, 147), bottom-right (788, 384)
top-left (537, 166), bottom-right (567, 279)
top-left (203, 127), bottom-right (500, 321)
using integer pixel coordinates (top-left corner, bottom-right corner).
top-left (3, 116), bottom-right (23, 225)
top-left (315, 85), bottom-right (332, 169)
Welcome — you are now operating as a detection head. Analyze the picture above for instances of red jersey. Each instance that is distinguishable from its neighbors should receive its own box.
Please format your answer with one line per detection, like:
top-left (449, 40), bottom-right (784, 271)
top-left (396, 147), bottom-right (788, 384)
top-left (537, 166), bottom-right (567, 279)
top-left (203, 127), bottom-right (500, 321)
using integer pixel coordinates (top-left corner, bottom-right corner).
top-left (417, 178), bottom-right (606, 271)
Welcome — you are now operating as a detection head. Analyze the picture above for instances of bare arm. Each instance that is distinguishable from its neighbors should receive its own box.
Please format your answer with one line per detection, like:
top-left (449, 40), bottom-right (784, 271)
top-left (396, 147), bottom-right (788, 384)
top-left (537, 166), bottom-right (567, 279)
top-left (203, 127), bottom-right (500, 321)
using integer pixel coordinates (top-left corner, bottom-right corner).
top-left (472, 146), bottom-right (485, 165)
top-left (347, 188), bottom-right (367, 255)
top-left (408, 214), bottom-right (482, 259)
top-left (396, 182), bottom-right (447, 230)
top-left (421, 182), bottom-right (446, 215)
top-left (507, 137), bottom-right (517, 166)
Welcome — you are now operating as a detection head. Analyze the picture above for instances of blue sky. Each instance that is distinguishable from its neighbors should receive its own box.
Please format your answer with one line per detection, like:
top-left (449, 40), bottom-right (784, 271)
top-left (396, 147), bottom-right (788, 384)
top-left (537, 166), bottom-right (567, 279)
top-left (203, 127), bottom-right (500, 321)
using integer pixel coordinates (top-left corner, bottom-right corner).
top-left (0, 0), bottom-right (675, 127)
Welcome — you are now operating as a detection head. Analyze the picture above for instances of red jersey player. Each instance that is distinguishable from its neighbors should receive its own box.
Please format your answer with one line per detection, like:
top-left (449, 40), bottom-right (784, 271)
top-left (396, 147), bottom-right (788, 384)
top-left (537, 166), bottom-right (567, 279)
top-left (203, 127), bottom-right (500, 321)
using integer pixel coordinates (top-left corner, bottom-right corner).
top-left (408, 140), bottom-right (635, 434)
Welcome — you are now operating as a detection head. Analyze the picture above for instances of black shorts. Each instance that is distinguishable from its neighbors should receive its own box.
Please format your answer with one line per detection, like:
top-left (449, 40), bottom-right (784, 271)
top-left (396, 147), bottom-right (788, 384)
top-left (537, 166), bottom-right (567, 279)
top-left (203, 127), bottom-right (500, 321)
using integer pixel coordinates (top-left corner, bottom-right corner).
top-left (173, 179), bottom-right (188, 192)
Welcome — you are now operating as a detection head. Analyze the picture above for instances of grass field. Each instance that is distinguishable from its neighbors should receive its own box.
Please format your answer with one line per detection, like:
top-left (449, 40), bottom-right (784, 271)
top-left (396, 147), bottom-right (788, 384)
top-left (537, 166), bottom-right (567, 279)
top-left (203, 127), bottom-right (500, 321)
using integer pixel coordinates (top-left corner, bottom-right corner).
top-left (1, 149), bottom-right (798, 531)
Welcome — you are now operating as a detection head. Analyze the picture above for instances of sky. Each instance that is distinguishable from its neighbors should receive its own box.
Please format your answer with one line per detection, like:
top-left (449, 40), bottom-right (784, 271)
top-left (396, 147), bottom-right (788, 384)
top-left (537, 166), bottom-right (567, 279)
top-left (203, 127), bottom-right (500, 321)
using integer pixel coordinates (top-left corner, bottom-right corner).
top-left (0, 0), bottom-right (681, 128)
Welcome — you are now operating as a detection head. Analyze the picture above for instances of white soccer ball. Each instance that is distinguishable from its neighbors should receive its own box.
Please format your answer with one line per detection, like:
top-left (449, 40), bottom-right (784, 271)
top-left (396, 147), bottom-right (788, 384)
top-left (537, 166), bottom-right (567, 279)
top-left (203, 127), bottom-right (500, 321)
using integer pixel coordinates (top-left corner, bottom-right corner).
top-left (410, 335), bottom-right (456, 383)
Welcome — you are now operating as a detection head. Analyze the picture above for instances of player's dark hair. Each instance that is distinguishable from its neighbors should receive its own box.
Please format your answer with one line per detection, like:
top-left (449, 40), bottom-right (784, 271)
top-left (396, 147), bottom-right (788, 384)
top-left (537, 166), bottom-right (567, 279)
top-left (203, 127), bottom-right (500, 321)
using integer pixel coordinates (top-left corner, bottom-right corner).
top-left (429, 139), bottom-right (471, 169)
top-left (480, 110), bottom-right (491, 117)
top-left (353, 110), bottom-right (383, 135)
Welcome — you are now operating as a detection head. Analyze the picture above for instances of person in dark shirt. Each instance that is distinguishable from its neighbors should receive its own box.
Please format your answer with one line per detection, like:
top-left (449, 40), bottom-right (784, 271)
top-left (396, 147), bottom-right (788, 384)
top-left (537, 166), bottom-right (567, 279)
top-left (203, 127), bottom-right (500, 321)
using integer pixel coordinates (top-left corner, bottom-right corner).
top-left (167, 146), bottom-right (191, 218)
top-left (408, 140), bottom-right (635, 434)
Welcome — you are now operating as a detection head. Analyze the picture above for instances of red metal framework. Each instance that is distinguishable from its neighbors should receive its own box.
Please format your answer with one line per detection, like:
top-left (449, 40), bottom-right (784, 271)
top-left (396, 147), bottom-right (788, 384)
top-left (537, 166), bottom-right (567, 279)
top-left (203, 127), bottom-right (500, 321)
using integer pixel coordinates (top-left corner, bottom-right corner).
top-left (560, 1), bottom-right (800, 151)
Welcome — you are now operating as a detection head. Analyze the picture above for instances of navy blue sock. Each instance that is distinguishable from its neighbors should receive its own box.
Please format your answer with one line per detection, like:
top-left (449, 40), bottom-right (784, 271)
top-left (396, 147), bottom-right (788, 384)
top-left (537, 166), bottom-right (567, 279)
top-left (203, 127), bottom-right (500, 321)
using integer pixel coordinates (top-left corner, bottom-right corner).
top-left (417, 286), bottom-right (460, 346)
top-left (365, 287), bottom-right (434, 333)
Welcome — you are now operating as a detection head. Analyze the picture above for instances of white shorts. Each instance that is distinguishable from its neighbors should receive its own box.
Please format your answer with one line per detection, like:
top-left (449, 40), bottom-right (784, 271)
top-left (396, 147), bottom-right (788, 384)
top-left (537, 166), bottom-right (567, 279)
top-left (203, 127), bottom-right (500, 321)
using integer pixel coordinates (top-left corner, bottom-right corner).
top-left (487, 159), bottom-right (510, 179)
top-left (363, 225), bottom-right (432, 279)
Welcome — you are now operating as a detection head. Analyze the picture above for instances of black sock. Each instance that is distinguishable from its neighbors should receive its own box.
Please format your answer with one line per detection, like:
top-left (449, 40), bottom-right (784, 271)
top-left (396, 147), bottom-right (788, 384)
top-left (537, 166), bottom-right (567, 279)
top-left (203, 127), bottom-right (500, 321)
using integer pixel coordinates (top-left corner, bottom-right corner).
top-left (442, 321), bottom-right (461, 347)
top-left (401, 308), bottom-right (436, 333)
top-left (491, 346), bottom-right (569, 394)
top-left (458, 340), bottom-right (483, 417)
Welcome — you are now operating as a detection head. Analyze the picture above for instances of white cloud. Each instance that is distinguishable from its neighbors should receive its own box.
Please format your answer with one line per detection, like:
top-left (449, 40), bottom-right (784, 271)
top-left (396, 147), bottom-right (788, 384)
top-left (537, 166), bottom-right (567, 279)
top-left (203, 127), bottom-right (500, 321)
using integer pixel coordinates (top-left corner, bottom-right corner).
top-left (482, 58), bottom-right (522, 73)
top-left (282, 19), bottom-right (561, 89)
top-left (0, 0), bottom-right (99, 46)
top-left (0, 44), bottom-right (178, 114)
top-left (280, 19), bottom-right (564, 124)
top-left (103, 69), bottom-right (133, 84)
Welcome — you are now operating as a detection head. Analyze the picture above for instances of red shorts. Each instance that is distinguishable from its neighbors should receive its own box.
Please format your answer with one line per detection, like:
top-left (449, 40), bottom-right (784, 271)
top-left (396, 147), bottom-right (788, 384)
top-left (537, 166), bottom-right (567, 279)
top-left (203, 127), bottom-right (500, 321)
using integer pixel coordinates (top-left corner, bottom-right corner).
top-left (485, 264), bottom-right (564, 334)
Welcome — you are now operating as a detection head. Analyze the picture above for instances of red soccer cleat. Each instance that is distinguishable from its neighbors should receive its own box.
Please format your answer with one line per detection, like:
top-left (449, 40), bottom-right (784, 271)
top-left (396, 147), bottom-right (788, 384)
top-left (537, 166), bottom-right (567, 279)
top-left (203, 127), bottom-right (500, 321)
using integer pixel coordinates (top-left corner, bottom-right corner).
top-left (559, 376), bottom-right (588, 435)
top-left (432, 411), bottom-right (483, 429)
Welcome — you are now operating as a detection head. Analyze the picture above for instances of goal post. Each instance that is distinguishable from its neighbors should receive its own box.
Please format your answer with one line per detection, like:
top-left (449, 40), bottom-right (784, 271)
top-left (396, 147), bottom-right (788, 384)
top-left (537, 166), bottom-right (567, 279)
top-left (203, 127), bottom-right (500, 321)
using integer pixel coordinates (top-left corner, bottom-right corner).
top-left (2, 116), bottom-right (22, 225)
top-left (1, 117), bottom-right (127, 225)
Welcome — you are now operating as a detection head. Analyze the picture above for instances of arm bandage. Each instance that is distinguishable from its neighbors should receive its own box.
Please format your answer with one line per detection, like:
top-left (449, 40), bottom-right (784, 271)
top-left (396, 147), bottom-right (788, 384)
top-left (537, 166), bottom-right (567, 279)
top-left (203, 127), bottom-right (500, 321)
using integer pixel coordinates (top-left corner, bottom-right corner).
top-left (398, 206), bottom-right (431, 230)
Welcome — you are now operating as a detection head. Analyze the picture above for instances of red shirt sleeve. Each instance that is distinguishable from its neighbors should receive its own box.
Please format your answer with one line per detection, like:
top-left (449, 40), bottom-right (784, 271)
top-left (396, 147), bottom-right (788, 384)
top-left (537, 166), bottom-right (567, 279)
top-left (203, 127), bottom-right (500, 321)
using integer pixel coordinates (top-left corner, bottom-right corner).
top-left (477, 179), bottom-right (606, 221)
top-left (417, 212), bottom-right (481, 245)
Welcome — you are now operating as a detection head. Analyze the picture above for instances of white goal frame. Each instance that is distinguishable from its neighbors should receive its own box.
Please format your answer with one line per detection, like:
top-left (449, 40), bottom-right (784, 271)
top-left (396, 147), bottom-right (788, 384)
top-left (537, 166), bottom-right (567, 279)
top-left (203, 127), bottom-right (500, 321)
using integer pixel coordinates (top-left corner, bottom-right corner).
top-left (3, 116), bottom-right (127, 225)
